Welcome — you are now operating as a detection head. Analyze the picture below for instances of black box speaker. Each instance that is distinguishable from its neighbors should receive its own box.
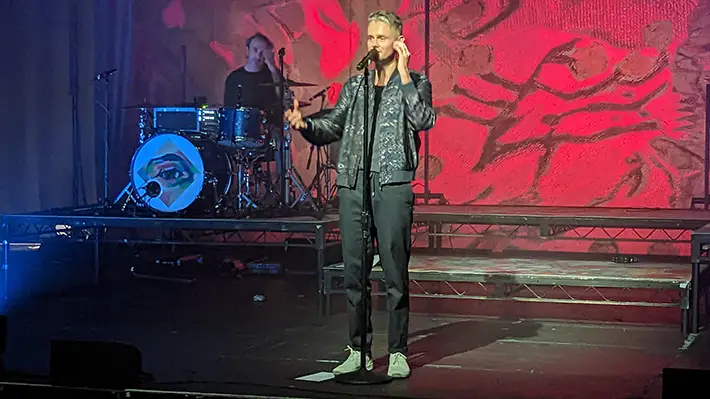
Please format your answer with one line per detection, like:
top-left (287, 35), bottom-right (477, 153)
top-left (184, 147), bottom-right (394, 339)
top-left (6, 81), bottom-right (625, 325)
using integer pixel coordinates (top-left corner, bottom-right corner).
top-left (50, 340), bottom-right (143, 389)
top-left (662, 367), bottom-right (710, 398)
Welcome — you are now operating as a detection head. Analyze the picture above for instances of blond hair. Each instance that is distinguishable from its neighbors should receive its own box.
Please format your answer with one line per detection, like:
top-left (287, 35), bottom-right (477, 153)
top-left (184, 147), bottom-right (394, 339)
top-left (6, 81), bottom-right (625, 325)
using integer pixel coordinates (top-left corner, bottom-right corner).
top-left (367, 10), bottom-right (403, 36)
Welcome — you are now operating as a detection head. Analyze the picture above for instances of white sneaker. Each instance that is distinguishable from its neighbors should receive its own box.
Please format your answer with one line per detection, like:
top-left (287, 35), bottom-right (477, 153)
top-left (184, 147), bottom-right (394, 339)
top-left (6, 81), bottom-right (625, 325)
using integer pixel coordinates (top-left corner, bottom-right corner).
top-left (332, 346), bottom-right (374, 375)
top-left (387, 352), bottom-right (410, 378)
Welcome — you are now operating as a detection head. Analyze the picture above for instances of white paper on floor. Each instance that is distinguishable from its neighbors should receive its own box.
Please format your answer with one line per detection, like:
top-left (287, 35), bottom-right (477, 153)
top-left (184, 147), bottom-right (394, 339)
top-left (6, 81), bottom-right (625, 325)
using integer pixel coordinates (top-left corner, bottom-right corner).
top-left (295, 371), bottom-right (334, 382)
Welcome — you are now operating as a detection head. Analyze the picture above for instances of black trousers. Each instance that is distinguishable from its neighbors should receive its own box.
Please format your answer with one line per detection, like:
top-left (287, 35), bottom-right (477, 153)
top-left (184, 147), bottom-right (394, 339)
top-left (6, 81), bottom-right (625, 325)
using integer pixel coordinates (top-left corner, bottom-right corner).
top-left (338, 171), bottom-right (413, 355)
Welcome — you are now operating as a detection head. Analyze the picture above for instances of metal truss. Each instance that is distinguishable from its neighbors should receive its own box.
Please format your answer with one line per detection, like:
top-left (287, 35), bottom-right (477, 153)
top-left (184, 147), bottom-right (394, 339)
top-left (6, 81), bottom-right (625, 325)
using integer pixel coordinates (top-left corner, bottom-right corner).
top-left (1, 214), bottom-right (340, 248)
top-left (99, 228), bottom-right (342, 249)
top-left (323, 271), bottom-right (689, 323)
top-left (411, 222), bottom-right (693, 248)
top-left (404, 279), bottom-right (683, 308)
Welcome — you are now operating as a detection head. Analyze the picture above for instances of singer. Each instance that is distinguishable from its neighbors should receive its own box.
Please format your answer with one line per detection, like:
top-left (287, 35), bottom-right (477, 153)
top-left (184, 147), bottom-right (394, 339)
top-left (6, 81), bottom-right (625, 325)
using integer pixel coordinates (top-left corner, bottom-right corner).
top-left (285, 10), bottom-right (435, 378)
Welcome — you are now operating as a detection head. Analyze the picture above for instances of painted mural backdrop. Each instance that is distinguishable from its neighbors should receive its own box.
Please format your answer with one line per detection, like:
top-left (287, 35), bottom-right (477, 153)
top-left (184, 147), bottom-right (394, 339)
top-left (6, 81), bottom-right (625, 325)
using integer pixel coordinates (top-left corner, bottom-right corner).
top-left (131, 0), bottom-right (710, 254)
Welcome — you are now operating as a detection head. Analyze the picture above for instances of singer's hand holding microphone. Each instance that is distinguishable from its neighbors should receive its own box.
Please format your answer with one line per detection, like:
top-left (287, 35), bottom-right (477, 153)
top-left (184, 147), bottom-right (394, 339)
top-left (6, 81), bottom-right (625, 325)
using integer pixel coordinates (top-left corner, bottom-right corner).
top-left (285, 43), bottom-right (410, 131)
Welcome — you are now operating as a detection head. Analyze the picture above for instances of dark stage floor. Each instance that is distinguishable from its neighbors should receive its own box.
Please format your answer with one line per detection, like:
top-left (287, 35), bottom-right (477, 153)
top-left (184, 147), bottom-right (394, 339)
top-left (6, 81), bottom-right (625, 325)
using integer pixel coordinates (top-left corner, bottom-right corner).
top-left (0, 260), bottom-right (697, 399)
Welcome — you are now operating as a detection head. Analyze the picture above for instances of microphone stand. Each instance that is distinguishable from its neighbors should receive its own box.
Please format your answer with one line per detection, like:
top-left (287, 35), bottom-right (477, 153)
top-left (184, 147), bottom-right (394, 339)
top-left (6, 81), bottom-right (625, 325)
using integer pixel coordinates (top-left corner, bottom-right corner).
top-left (103, 74), bottom-right (111, 209)
top-left (278, 48), bottom-right (288, 207)
top-left (94, 70), bottom-right (114, 212)
top-left (334, 63), bottom-right (392, 385)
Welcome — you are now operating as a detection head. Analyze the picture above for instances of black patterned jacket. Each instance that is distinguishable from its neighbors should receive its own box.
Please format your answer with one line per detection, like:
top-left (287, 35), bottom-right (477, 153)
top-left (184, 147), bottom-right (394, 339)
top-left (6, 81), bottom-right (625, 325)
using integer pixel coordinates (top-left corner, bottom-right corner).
top-left (301, 69), bottom-right (436, 188)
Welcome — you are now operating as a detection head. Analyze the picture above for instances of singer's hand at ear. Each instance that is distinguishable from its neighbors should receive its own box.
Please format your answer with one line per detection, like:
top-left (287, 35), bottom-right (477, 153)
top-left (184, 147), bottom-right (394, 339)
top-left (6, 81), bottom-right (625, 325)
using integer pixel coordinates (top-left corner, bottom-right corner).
top-left (393, 39), bottom-right (411, 84)
top-left (285, 98), bottom-right (307, 130)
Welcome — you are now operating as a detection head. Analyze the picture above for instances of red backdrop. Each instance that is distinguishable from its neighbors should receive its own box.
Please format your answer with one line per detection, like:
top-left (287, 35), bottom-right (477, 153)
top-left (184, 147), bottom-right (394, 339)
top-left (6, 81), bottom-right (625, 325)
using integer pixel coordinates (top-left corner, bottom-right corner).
top-left (131, 0), bottom-right (707, 208)
top-left (129, 0), bottom-right (709, 254)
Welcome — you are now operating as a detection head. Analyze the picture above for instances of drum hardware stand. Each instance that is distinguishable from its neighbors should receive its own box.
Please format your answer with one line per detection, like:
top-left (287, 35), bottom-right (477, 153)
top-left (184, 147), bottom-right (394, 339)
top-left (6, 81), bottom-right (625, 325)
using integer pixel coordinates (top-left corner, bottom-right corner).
top-left (302, 91), bottom-right (338, 210)
top-left (281, 127), bottom-right (321, 212)
top-left (306, 144), bottom-right (337, 209)
top-left (264, 48), bottom-right (320, 217)
top-left (252, 158), bottom-right (277, 203)
top-left (206, 175), bottom-right (222, 217)
top-left (116, 183), bottom-right (137, 211)
top-left (232, 150), bottom-right (260, 211)
top-left (114, 182), bottom-right (153, 215)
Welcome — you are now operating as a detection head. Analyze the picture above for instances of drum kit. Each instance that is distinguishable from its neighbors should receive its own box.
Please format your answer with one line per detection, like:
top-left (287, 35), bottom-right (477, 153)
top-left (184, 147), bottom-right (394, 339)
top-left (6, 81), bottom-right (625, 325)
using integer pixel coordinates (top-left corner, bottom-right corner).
top-left (114, 79), bottom-right (338, 218)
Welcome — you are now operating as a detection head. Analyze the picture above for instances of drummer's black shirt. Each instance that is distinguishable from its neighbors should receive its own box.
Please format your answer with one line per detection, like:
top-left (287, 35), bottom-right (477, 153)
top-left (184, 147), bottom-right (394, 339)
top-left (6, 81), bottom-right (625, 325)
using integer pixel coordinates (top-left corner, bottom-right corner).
top-left (223, 67), bottom-right (278, 111)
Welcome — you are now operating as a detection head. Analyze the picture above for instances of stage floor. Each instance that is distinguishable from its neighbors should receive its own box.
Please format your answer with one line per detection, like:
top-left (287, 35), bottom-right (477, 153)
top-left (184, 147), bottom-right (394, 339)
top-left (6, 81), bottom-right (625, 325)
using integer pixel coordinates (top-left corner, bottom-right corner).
top-left (337, 254), bottom-right (692, 285)
top-left (1, 253), bottom-right (689, 399)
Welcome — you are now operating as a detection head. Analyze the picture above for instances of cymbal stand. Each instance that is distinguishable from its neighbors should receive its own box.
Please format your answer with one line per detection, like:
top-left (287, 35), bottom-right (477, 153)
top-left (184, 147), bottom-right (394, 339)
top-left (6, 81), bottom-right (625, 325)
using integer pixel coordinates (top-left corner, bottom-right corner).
top-left (283, 127), bottom-right (319, 210)
top-left (306, 144), bottom-right (337, 208)
top-left (304, 93), bottom-right (337, 208)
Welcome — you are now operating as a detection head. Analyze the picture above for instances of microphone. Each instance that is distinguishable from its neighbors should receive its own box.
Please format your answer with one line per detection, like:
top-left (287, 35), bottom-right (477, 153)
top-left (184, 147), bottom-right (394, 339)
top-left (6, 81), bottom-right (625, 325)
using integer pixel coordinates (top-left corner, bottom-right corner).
top-left (356, 49), bottom-right (378, 71)
top-left (278, 47), bottom-right (285, 56)
top-left (145, 181), bottom-right (161, 198)
top-left (95, 68), bottom-right (118, 81)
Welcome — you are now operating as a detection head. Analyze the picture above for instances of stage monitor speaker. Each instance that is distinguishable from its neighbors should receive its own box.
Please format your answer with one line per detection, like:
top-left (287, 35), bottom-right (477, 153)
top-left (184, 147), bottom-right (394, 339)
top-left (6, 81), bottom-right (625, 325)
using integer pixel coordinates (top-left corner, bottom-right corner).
top-left (50, 339), bottom-right (143, 389)
top-left (662, 367), bottom-right (710, 398)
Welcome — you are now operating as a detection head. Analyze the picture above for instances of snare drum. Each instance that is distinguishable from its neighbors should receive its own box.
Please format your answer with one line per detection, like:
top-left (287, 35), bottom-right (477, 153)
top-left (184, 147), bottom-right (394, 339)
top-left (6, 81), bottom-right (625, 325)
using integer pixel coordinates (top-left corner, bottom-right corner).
top-left (218, 107), bottom-right (268, 149)
top-left (130, 132), bottom-right (233, 214)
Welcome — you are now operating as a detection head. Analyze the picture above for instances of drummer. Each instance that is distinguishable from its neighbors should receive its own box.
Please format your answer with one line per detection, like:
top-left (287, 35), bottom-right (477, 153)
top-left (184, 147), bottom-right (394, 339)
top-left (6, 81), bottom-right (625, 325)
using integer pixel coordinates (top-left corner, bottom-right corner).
top-left (223, 33), bottom-right (281, 110)
top-left (223, 33), bottom-right (284, 183)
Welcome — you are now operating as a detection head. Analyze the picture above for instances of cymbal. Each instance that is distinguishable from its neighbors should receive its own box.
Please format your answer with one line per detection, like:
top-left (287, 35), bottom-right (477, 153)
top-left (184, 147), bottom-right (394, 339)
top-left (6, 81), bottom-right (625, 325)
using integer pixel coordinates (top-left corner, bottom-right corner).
top-left (259, 79), bottom-right (317, 87)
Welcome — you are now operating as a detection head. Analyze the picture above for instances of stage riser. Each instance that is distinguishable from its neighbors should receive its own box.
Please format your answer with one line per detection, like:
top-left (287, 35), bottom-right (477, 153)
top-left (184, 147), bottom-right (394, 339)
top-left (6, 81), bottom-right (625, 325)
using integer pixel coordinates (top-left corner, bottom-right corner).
top-left (330, 280), bottom-right (685, 305)
top-left (406, 281), bottom-right (683, 302)
top-left (408, 298), bottom-right (681, 325)
top-left (328, 285), bottom-right (686, 326)
top-left (110, 227), bottom-right (691, 257)
top-left (320, 293), bottom-right (683, 324)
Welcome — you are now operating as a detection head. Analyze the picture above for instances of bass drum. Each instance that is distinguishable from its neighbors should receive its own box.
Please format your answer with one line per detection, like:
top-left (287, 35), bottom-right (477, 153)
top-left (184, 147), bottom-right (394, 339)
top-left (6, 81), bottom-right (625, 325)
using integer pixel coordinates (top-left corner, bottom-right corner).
top-left (130, 132), bottom-right (232, 214)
